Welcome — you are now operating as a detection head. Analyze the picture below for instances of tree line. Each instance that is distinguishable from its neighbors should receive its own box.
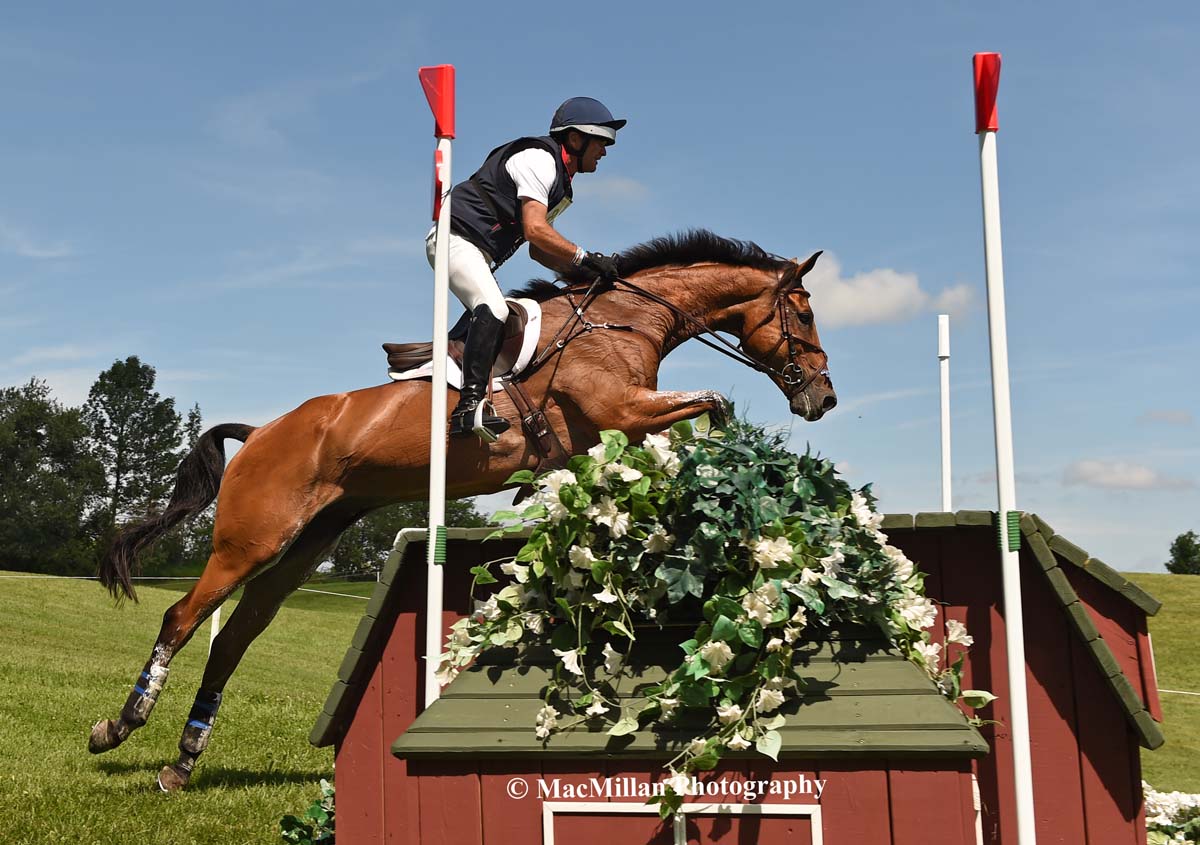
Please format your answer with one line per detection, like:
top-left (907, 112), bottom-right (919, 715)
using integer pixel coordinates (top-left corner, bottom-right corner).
top-left (0, 356), bottom-right (485, 578)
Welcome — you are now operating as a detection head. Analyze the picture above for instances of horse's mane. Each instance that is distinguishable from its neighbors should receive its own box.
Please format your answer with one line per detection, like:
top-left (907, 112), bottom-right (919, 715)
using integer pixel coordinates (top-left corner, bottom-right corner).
top-left (507, 229), bottom-right (788, 302)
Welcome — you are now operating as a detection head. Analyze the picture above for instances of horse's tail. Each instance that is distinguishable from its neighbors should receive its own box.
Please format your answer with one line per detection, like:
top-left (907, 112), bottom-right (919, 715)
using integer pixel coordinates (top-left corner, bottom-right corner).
top-left (98, 423), bottom-right (256, 602)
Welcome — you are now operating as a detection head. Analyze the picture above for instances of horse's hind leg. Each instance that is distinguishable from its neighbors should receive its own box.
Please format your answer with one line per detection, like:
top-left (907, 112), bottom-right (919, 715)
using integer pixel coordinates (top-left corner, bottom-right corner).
top-left (88, 551), bottom-right (249, 756)
top-left (156, 505), bottom-right (357, 792)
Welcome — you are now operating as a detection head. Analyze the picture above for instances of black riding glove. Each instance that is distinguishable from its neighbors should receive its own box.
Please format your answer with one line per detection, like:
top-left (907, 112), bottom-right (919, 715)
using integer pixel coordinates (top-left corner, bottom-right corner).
top-left (581, 251), bottom-right (621, 281)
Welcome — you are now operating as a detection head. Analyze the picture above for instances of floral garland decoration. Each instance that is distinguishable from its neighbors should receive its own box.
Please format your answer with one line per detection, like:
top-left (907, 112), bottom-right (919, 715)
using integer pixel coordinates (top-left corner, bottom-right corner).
top-left (437, 418), bottom-right (995, 818)
top-left (1144, 781), bottom-right (1200, 845)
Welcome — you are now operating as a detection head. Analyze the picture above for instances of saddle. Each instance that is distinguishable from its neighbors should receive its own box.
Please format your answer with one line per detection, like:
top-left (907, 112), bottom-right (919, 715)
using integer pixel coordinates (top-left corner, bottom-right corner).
top-left (383, 298), bottom-right (539, 386)
top-left (382, 298), bottom-right (568, 473)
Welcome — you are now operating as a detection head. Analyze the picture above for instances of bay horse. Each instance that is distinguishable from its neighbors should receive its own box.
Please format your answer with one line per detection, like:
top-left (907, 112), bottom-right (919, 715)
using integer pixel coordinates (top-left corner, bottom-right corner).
top-left (88, 229), bottom-right (837, 791)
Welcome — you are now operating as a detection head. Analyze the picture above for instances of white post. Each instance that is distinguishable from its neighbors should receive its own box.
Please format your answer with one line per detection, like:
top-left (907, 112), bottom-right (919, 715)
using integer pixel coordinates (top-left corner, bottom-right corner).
top-left (938, 314), bottom-right (952, 511)
top-left (974, 52), bottom-right (1038, 845)
top-left (419, 65), bottom-right (455, 708)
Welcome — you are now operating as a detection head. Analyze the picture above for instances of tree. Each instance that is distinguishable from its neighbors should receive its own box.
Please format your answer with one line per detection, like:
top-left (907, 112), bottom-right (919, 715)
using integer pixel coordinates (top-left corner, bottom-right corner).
top-left (82, 357), bottom-right (187, 531)
top-left (1167, 530), bottom-right (1200, 575)
top-left (0, 380), bottom-right (105, 574)
top-left (329, 499), bottom-right (488, 576)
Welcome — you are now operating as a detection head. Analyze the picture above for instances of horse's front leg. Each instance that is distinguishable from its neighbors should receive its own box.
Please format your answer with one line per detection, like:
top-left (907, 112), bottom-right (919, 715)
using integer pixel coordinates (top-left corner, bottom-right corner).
top-left (608, 387), bottom-right (730, 437)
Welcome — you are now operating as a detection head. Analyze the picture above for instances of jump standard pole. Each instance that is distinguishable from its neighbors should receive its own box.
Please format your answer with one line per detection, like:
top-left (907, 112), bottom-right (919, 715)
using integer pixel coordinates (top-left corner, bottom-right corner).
top-left (938, 314), bottom-right (952, 511)
top-left (973, 51), bottom-right (1038, 845)
top-left (419, 64), bottom-right (455, 707)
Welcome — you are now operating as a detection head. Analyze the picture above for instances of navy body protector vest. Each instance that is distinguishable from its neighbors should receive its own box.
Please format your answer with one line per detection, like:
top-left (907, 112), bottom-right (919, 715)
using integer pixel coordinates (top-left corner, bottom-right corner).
top-left (449, 135), bottom-right (572, 270)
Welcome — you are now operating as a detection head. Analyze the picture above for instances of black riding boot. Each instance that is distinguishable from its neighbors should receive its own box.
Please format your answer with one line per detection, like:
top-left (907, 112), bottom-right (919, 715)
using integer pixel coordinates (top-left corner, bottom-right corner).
top-left (449, 305), bottom-right (511, 441)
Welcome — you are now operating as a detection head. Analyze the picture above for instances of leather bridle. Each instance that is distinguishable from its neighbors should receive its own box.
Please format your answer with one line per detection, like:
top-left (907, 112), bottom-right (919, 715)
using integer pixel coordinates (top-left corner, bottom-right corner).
top-left (525, 270), bottom-right (830, 399)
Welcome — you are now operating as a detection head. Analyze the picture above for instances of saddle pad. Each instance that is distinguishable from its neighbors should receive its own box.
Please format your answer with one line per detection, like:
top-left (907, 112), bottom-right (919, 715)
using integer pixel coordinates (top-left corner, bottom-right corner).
top-left (387, 298), bottom-right (542, 389)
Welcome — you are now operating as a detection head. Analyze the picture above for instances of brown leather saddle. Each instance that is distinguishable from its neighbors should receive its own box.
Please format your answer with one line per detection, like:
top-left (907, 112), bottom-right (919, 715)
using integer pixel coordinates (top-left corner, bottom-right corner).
top-left (382, 300), bottom-right (568, 474)
top-left (383, 301), bottom-right (531, 378)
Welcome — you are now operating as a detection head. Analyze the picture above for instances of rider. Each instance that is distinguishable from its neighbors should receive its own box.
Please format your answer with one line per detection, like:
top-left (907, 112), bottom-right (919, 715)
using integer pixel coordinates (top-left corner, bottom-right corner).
top-left (428, 96), bottom-right (625, 441)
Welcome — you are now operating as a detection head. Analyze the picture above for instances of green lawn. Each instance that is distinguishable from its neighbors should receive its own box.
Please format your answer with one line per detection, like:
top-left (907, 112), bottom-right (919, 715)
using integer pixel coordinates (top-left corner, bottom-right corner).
top-left (0, 571), bottom-right (361, 844)
top-left (1129, 572), bottom-right (1200, 793)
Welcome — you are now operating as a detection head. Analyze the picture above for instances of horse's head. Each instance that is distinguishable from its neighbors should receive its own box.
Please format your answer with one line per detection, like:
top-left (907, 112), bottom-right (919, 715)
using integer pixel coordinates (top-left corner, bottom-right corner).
top-left (739, 252), bottom-right (837, 421)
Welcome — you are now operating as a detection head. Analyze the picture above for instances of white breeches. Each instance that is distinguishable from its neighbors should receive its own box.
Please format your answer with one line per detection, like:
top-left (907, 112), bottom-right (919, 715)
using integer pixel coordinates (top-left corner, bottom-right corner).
top-left (426, 230), bottom-right (510, 322)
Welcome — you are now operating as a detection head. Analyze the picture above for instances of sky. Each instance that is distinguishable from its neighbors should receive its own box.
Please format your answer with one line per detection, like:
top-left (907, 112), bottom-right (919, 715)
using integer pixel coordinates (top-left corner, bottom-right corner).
top-left (2, 2), bottom-right (1197, 572)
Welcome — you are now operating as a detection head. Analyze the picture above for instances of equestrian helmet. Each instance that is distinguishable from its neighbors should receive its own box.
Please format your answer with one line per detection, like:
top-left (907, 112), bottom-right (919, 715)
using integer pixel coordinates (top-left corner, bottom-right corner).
top-left (550, 97), bottom-right (626, 144)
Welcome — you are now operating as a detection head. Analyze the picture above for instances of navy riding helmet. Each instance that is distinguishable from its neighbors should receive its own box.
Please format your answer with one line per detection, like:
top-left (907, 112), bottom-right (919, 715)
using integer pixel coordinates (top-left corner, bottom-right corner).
top-left (550, 97), bottom-right (627, 145)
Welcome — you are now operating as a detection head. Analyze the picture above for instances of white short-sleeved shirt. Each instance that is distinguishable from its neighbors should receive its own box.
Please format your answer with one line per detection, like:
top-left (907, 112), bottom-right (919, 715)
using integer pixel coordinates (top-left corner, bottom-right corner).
top-left (505, 148), bottom-right (572, 223)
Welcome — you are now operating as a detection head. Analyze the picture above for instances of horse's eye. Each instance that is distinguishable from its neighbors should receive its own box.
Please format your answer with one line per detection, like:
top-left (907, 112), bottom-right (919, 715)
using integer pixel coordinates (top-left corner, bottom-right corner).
top-left (798, 312), bottom-right (813, 326)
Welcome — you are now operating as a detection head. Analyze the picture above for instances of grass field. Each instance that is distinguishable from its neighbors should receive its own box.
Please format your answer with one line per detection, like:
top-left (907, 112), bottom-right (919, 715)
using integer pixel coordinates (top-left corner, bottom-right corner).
top-left (0, 572), bottom-right (362, 844)
top-left (1129, 572), bottom-right (1200, 793)
top-left (1, 569), bottom-right (1196, 843)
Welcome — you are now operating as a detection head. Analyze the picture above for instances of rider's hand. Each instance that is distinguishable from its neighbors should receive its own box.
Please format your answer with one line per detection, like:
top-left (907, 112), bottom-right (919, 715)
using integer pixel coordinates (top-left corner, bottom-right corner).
top-left (581, 251), bottom-right (621, 281)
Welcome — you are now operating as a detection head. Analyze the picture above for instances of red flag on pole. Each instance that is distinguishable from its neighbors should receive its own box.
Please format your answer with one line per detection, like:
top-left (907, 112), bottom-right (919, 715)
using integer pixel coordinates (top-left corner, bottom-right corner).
top-left (973, 52), bottom-right (1001, 134)
top-left (419, 65), bottom-right (456, 139)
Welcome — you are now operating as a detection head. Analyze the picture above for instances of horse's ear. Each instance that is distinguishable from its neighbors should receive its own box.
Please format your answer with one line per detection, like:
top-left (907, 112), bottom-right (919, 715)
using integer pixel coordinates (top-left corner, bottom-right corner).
top-left (781, 251), bottom-right (822, 291)
top-left (794, 251), bottom-right (823, 277)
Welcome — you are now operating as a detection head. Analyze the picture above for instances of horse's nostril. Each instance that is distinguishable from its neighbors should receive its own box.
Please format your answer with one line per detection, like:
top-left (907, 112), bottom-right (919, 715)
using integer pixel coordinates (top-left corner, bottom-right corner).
top-left (822, 394), bottom-right (838, 411)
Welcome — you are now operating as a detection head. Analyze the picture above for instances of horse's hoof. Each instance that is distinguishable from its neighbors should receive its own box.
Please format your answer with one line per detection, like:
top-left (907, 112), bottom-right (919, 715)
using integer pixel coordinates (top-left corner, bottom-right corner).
top-left (156, 764), bottom-right (190, 793)
top-left (88, 719), bottom-right (123, 754)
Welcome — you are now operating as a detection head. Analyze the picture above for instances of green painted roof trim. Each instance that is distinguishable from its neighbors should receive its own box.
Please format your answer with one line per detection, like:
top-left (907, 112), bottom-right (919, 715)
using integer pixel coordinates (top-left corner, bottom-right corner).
top-left (392, 631), bottom-right (989, 760)
top-left (310, 512), bottom-right (1164, 752)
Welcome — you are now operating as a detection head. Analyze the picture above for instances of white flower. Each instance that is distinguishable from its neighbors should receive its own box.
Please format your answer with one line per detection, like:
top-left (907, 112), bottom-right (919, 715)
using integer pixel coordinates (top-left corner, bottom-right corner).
top-left (585, 699), bottom-right (609, 717)
top-left (434, 654), bottom-right (460, 686)
top-left (882, 544), bottom-right (914, 581)
top-left (540, 468), bottom-right (577, 493)
top-left (663, 771), bottom-right (692, 796)
top-left (688, 737), bottom-right (708, 756)
top-left (784, 626), bottom-right (803, 642)
top-left (449, 621), bottom-right (472, 648)
top-left (913, 640), bottom-right (942, 672)
top-left (752, 535), bottom-right (794, 569)
top-left (716, 702), bottom-right (743, 725)
top-left (946, 619), bottom-right (974, 647)
top-left (896, 593), bottom-right (938, 630)
top-left (565, 570), bottom-right (585, 590)
top-left (472, 596), bottom-right (501, 623)
top-left (644, 525), bottom-right (675, 554)
top-left (593, 496), bottom-right (631, 538)
top-left (535, 704), bottom-right (560, 739)
top-left (499, 561), bottom-right (529, 583)
top-left (658, 697), bottom-right (680, 719)
top-left (698, 640), bottom-right (734, 672)
top-left (850, 490), bottom-right (884, 529)
top-left (642, 432), bottom-right (681, 476)
top-left (602, 642), bottom-right (624, 674)
top-left (593, 586), bottom-right (619, 604)
top-left (757, 686), bottom-right (786, 713)
top-left (614, 464), bottom-right (643, 483)
top-left (587, 442), bottom-right (610, 464)
top-left (553, 648), bottom-right (584, 676)
top-left (726, 733), bottom-right (751, 751)
top-left (765, 637), bottom-right (785, 653)
top-left (819, 546), bottom-right (845, 577)
top-left (696, 464), bottom-right (720, 481)
top-left (799, 567), bottom-right (821, 586)
top-left (790, 607), bottom-right (808, 628)
top-left (741, 592), bottom-right (774, 625)
top-left (525, 613), bottom-right (546, 635)
top-left (569, 544), bottom-right (597, 570)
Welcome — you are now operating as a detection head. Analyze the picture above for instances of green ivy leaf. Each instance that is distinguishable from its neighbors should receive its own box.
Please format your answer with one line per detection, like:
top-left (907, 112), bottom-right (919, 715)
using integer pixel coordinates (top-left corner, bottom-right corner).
top-left (711, 615), bottom-right (738, 642)
top-left (607, 716), bottom-right (639, 736)
top-left (755, 729), bottom-right (782, 761)
top-left (738, 621), bottom-right (763, 649)
top-left (469, 565), bottom-right (498, 585)
top-left (962, 690), bottom-right (997, 709)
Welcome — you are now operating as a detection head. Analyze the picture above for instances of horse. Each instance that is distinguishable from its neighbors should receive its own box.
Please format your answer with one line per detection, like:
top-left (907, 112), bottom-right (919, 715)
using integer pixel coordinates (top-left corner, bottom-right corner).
top-left (87, 229), bottom-right (837, 791)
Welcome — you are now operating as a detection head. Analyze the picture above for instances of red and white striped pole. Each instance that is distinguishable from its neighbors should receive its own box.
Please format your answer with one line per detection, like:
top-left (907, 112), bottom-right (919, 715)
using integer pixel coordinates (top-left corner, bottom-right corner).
top-left (974, 52), bottom-right (1038, 844)
top-left (419, 64), bottom-right (455, 707)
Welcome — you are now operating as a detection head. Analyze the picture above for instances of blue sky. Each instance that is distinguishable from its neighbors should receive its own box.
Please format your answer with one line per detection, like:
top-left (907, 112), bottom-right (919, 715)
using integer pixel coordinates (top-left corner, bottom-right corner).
top-left (2, 3), bottom-right (1197, 571)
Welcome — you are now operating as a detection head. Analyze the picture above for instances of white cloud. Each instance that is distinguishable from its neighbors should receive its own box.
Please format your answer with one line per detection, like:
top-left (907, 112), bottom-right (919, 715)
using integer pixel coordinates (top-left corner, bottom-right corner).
top-left (8, 344), bottom-right (94, 367)
top-left (1063, 459), bottom-right (1193, 491)
top-left (572, 176), bottom-right (650, 203)
top-left (1138, 409), bottom-right (1194, 426)
top-left (0, 219), bottom-right (73, 259)
top-left (804, 253), bottom-right (973, 328)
